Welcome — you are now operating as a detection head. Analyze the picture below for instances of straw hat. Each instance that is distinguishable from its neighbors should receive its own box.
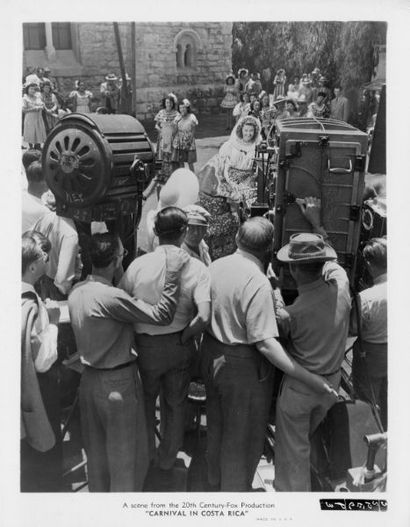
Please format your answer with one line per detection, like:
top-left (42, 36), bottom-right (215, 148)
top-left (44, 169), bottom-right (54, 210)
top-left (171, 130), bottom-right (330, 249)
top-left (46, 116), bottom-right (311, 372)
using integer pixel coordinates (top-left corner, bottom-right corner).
top-left (105, 73), bottom-right (118, 81)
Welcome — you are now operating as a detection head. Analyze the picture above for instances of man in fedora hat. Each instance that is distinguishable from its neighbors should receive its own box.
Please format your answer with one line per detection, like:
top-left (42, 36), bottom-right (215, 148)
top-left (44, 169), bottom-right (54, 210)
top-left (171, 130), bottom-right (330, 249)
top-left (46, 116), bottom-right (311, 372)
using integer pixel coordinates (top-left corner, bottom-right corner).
top-left (100, 73), bottom-right (120, 114)
top-left (274, 197), bottom-right (351, 491)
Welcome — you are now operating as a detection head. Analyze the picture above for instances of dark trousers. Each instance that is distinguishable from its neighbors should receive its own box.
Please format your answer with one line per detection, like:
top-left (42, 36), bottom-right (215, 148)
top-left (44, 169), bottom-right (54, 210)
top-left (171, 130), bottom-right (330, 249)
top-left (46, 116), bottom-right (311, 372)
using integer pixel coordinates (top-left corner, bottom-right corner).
top-left (20, 364), bottom-right (63, 492)
top-left (352, 340), bottom-right (387, 430)
top-left (200, 333), bottom-right (273, 491)
top-left (79, 363), bottom-right (149, 492)
top-left (135, 332), bottom-right (193, 470)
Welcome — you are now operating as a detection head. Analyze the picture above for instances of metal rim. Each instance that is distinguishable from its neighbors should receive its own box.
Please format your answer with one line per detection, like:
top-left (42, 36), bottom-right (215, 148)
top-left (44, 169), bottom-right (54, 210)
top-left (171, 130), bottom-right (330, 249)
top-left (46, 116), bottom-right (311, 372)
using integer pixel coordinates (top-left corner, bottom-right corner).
top-left (43, 123), bottom-right (112, 208)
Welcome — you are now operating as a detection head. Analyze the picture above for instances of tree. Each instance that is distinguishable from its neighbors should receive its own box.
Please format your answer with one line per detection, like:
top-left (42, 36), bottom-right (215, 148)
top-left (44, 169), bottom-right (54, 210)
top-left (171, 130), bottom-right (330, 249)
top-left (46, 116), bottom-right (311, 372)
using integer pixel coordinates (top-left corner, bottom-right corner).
top-left (232, 21), bottom-right (386, 95)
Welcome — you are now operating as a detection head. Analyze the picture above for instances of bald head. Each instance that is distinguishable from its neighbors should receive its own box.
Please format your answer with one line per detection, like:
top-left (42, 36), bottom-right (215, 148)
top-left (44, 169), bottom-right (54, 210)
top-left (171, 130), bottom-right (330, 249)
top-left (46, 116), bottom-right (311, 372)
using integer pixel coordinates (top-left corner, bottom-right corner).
top-left (236, 217), bottom-right (274, 255)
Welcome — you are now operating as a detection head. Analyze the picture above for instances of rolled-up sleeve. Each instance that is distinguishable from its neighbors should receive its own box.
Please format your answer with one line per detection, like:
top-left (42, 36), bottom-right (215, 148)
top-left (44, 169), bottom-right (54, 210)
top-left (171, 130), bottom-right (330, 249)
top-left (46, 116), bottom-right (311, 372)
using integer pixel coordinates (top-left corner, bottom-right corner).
top-left (32, 323), bottom-right (58, 373)
top-left (193, 267), bottom-right (211, 305)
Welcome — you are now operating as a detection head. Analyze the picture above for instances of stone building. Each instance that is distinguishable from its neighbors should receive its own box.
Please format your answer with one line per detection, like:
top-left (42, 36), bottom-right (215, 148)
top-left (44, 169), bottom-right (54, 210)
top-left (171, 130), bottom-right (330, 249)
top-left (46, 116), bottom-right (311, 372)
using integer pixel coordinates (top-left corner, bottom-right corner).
top-left (23, 22), bottom-right (233, 120)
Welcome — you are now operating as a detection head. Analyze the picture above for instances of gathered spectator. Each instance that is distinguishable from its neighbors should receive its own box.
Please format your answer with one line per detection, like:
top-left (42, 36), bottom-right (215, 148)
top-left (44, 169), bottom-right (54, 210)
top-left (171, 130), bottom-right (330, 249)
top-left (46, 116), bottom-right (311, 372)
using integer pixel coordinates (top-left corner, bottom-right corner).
top-left (120, 208), bottom-right (210, 471)
top-left (100, 73), bottom-right (120, 114)
top-left (248, 98), bottom-right (262, 121)
top-left (201, 217), bottom-right (335, 491)
top-left (236, 68), bottom-right (249, 94)
top-left (69, 80), bottom-right (93, 113)
top-left (272, 96), bottom-right (290, 121)
top-left (287, 76), bottom-right (300, 100)
top-left (23, 83), bottom-right (47, 149)
top-left (154, 93), bottom-right (180, 182)
top-left (307, 91), bottom-right (329, 118)
top-left (41, 81), bottom-right (59, 133)
top-left (22, 160), bottom-right (50, 233)
top-left (21, 231), bottom-right (62, 491)
top-left (69, 233), bottom-right (189, 491)
top-left (260, 92), bottom-right (276, 140)
top-left (299, 75), bottom-right (314, 104)
top-left (286, 99), bottom-right (299, 117)
top-left (330, 84), bottom-right (350, 122)
top-left (172, 98), bottom-right (198, 172)
top-left (350, 237), bottom-right (387, 429)
top-left (221, 73), bottom-right (238, 132)
top-left (181, 204), bottom-right (212, 266)
top-left (273, 68), bottom-right (286, 100)
top-left (33, 208), bottom-right (81, 299)
top-left (233, 92), bottom-right (251, 123)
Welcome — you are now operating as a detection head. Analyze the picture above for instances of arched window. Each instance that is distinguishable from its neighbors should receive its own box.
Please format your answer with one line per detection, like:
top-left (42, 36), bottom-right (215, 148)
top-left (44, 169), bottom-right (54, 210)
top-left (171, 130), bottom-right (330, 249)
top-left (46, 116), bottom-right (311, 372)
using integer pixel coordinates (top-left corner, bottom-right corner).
top-left (174, 29), bottom-right (201, 71)
top-left (176, 43), bottom-right (183, 68)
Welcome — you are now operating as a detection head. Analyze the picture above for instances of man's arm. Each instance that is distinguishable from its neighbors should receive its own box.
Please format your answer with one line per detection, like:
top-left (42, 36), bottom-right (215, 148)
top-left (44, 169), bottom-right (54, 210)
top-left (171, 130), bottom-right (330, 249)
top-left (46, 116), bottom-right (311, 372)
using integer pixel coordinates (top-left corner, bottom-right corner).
top-left (256, 337), bottom-right (337, 395)
top-left (54, 233), bottom-right (79, 295)
top-left (181, 302), bottom-right (211, 343)
top-left (181, 265), bottom-right (211, 342)
top-left (112, 247), bottom-right (189, 325)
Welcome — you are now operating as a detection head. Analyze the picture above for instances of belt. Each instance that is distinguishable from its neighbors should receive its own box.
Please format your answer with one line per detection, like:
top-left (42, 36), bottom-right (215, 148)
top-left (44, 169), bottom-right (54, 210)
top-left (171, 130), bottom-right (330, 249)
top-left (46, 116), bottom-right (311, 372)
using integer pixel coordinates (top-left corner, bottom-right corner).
top-left (86, 360), bottom-right (136, 372)
top-left (320, 369), bottom-right (341, 377)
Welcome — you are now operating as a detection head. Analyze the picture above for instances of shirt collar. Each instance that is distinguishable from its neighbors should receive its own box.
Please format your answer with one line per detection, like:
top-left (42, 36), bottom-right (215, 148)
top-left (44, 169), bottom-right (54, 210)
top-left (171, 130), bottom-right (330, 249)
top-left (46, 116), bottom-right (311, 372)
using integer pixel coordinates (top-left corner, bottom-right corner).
top-left (22, 281), bottom-right (37, 295)
top-left (373, 273), bottom-right (387, 285)
top-left (87, 274), bottom-right (113, 287)
top-left (235, 249), bottom-right (264, 272)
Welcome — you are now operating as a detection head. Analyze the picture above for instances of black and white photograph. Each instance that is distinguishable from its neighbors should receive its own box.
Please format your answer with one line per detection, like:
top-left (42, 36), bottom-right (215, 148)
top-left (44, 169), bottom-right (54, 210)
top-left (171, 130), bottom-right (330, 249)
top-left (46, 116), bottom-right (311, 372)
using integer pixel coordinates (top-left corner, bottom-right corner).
top-left (1, 1), bottom-right (410, 526)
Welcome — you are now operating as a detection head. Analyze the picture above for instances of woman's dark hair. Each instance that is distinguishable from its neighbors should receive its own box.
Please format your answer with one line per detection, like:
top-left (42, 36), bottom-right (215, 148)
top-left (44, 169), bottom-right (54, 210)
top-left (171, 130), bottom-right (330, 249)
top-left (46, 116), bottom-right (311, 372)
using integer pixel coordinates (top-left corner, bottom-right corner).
top-left (179, 103), bottom-right (191, 113)
top-left (154, 207), bottom-right (188, 242)
top-left (317, 91), bottom-right (327, 99)
top-left (286, 99), bottom-right (298, 112)
top-left (89, 233), bottom-right (120, 269)
top-left (250, 100), bottom-right (261, 112)
top-left (24, 83), bottom-right (38, 95)
top-left (161, 96), bottom-right (176, 110)
top-left (235, 116), bottom-right (259, 141)
top-left (22, 231), bottom-right (51, 274)
top-left (225, 76), bottom-right (235, 85)
top-left (41, 81), bottom-right (52, 92)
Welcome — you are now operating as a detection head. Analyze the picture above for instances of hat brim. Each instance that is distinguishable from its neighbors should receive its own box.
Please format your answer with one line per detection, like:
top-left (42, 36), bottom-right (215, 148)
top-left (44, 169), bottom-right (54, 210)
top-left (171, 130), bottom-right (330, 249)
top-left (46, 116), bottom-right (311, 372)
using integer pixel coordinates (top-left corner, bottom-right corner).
top-left (276, 243), bottom-right (337, 263)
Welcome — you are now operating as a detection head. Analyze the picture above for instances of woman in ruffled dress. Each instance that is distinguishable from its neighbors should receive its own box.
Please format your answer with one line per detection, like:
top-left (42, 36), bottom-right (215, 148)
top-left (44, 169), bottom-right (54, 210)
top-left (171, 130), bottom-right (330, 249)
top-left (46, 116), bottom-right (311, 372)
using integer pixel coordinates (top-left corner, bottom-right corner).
top-left (41, 81), bottom-right (59, 133)
top-left (273, 68), bottom-right (287, 101)
top-left (197, 115), bottom-right (261, 260)
top-left (69, 80), bottom-right (93, 113)
top-left (236, 68), bottom-right (249, 95)
top-left (154, 93), bottom-right (180, 182)
top-left (22, 82), bottom-right (47, 149)
top-left (307, 91), bottom-right (329, 118)
top-left (172, 98), bottom-right (198, 172)
top-left (221, 73), bottom-right (238, 132)
top-left (233, 92), bottom-right (251, 123)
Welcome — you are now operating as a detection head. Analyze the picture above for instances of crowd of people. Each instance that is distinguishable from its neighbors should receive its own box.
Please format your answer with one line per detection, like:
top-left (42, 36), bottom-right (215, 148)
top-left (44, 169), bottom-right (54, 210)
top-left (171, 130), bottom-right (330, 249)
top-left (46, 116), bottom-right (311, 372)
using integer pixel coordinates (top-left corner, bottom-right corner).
top-left (21, 67), bottom-right (133, 149)
top-left (21, 137), bottom-right (387, 493)
top-left (221, 66), bottom-right (350, 136)
top-left (21, 62), bottom-right (386, 494)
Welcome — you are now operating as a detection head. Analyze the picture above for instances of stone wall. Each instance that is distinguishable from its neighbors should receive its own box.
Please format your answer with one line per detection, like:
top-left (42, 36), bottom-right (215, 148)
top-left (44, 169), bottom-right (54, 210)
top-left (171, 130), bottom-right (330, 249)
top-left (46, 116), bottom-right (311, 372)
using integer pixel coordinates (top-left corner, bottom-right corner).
top-left (25, 22), bottom-right (233, 120)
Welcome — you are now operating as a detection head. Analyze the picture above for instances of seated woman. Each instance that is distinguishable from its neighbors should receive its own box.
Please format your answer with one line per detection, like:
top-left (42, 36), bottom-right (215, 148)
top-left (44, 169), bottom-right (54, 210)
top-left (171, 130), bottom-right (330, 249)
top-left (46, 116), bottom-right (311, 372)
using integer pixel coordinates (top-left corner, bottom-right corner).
top-left (197, 115), bottom-right (261, 260)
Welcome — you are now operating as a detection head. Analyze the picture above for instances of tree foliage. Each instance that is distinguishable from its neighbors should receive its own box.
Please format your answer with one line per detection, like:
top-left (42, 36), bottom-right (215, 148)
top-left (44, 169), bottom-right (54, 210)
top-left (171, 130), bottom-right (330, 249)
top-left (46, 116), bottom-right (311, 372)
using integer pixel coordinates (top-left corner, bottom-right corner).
top-left (232, 21), bottom-right (386, 92)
